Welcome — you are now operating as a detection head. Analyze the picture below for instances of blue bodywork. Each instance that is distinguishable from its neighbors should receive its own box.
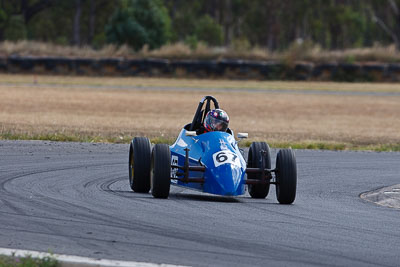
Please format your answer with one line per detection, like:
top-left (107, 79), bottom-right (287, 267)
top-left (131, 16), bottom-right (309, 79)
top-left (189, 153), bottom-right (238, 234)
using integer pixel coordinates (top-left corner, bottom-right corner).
top-left (170, 126), bottom-right (247, 196)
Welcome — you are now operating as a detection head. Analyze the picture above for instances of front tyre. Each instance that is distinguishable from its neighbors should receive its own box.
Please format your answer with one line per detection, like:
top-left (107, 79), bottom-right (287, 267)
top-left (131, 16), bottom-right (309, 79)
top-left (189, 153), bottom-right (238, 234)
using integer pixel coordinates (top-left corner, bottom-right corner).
top-left (275, 149), bottom-right (297, 204)
top-left (129, 137), bottom-right (151, 193)
top-left (247, 142), bottom-right (271, 198)
top-left (151, 144), bottom-right (171, 199)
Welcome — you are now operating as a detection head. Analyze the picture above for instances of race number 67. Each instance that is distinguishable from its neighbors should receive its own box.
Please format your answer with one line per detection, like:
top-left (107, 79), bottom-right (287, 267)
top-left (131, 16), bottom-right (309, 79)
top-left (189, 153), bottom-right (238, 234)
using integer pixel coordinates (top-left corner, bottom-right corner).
top-left (213, 151), bottom-right (238, 167)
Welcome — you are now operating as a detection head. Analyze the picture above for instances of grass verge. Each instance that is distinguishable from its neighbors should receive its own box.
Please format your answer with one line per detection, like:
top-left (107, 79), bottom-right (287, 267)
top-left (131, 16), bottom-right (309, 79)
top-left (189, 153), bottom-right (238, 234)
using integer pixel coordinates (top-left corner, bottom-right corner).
top-left (1, 132), bottom-right (400, 152)
top-left (0, 254), bottom-right (58, 267)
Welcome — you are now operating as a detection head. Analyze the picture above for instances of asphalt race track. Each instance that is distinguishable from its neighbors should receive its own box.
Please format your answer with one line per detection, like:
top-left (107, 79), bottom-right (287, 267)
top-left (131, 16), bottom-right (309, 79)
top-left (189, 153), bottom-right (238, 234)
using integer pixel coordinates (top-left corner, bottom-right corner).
top-left (0, 140), bottom-right (400, 267)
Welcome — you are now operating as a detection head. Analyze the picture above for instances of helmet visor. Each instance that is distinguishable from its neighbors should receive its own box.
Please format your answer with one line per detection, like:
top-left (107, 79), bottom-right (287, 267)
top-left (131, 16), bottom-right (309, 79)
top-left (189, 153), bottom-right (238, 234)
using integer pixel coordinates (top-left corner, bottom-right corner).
top-left (206, 116), bottom-right (228, 132)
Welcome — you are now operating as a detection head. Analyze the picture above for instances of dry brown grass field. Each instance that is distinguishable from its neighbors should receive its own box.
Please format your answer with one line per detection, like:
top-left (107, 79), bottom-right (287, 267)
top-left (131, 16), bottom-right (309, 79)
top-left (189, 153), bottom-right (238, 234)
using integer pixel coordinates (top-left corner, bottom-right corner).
top-left (1, 74), bottom-right (400, 150)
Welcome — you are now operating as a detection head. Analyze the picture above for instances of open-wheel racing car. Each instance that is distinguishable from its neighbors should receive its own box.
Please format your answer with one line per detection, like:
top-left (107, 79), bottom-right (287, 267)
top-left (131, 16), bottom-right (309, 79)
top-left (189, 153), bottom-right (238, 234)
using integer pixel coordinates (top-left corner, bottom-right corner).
top-left (129, 96), bottom-right (297, 204)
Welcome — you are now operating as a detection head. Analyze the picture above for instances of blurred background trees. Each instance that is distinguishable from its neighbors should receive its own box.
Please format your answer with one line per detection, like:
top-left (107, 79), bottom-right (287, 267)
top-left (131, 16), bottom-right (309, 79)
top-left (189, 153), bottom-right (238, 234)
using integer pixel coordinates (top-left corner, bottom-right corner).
top-left (105, 0), bottom-right (171, 50)
top-left (1, 0), bottom-right (400, 51)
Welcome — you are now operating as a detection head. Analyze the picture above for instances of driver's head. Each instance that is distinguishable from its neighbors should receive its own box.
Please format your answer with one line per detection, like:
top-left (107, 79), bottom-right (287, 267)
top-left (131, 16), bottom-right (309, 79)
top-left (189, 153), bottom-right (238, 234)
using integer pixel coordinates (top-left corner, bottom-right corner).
top-left (204, 109), bottom-right (229, 132)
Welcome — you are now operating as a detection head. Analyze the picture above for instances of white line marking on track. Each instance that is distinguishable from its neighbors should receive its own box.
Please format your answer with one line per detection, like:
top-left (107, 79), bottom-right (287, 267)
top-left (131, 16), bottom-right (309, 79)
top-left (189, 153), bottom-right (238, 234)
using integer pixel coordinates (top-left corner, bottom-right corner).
top-left (383, 191), bottom-right (400, 195)
top-left (0, 248), bottom-right (188, 267)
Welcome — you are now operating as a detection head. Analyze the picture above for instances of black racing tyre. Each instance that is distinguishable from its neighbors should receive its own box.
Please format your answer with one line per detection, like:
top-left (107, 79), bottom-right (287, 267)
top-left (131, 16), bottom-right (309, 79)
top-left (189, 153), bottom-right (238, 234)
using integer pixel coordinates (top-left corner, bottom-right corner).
top-left (247, 142), bottom-right (271, 198)
top-left (129, 137), bottom-right (151, 193)
top-left (275, 149), bottom-right (297, 204)
top-left (151, 144), bottom-right (171, 199)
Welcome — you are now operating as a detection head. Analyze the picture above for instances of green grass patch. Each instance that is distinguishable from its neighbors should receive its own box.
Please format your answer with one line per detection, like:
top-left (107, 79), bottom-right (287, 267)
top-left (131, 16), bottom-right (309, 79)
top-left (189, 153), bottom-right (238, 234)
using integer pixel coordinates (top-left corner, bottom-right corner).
top-left (270, 142), bottom-right (347, 151)
top-left (237, 139), bottom-right (400, 152)
top-left (150, 136), bottom-right (175, 145)
top-left (0, 132), bottom-right (176, 145)
top-left (1, 132), bottom-right (400, 152)
top-left (0, 131), bottom-right (130, 144)
top-left (266, 141), bottom-right (400, 152)
top-left (0, 254), bottom-right (58, 267)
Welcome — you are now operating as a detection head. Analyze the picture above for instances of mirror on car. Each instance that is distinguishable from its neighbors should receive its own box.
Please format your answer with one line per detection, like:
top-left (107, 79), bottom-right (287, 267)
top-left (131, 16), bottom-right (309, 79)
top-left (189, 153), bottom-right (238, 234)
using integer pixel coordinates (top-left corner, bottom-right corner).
top-left (185, 131), bottom-right (197, 137)
top-left (237, 133), bottom-right (248, 139)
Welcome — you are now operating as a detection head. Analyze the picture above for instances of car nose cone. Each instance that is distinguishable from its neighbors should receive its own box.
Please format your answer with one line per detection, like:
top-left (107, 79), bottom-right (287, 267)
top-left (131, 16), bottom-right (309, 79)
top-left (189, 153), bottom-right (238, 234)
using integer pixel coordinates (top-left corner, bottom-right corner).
top-left (207, 163), bottom-right (244, 196)
top-left (218, 165), bottom-right (243, 195)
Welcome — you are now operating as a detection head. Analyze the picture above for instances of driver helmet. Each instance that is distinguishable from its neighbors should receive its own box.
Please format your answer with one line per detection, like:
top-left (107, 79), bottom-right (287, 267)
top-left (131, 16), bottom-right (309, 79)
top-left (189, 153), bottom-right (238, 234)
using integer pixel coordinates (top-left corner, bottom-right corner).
top-left (203, 109), bottom-right (229, 132)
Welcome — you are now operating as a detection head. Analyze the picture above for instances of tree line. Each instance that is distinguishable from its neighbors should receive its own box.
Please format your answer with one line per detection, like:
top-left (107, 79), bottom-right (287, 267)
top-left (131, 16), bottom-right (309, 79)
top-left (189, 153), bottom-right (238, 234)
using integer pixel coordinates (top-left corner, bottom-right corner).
top-left (2, 0), bottom-right (400, 51)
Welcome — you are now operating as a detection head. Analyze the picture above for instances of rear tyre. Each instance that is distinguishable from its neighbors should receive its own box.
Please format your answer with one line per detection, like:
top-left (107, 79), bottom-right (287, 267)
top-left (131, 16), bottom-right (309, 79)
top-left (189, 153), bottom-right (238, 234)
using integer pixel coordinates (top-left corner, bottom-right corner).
top-left (151, 144), bottom-right (171, 199)
top-left (129, 137), bottom-right (151, 193)
top-left (247, 142), bottom-right (271, 198)
top-left (275, 149), bottom-right (297, 204)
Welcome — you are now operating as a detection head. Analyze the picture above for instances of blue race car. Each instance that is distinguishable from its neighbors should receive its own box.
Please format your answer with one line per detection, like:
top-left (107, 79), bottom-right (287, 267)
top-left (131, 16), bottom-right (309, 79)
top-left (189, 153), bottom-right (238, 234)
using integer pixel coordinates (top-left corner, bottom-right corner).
top-left (129, 96), bottom-right (297, 204)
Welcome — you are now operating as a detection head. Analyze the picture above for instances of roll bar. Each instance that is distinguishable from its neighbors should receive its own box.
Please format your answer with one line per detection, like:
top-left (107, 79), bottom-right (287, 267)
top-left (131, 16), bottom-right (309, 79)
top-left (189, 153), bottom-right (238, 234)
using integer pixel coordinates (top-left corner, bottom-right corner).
top-left (189, 96), bottom-right (220, 131)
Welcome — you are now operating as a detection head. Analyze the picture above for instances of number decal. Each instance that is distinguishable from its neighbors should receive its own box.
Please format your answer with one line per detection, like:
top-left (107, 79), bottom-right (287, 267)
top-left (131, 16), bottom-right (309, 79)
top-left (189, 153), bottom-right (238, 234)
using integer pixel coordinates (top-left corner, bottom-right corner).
top-left (213, 150), bottom-right (240, 167)
top-left (170, 156), bottom-right (178, 183)
top-left (216, 152), bottom-right (228, 163)
top-left (232, 154), bottom-right (237, 162)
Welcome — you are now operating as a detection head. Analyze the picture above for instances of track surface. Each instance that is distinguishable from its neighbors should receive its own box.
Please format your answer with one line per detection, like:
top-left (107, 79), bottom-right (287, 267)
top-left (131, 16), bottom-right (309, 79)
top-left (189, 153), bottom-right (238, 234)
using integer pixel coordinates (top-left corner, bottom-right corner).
top-left (0, 140), bottom-right (400, 267)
